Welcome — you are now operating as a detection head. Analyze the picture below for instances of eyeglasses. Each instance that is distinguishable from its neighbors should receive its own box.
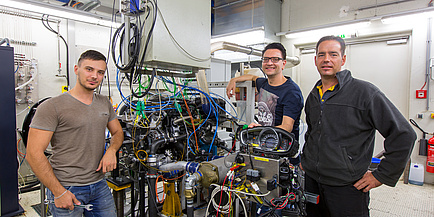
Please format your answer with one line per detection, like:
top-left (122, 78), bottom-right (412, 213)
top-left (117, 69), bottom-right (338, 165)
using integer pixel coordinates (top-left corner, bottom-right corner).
top-left (262, 57), bottom-right (283, 63)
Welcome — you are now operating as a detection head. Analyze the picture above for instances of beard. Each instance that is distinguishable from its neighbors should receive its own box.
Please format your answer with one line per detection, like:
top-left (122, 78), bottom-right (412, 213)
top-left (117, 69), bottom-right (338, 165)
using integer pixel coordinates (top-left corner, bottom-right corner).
top-left (77, 76), bottom-right (99, 91)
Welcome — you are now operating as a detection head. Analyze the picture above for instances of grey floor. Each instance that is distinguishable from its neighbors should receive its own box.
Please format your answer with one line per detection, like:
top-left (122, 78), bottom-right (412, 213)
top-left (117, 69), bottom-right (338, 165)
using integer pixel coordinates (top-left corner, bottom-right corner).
top-left (15, 181), bottom-right (434, 217)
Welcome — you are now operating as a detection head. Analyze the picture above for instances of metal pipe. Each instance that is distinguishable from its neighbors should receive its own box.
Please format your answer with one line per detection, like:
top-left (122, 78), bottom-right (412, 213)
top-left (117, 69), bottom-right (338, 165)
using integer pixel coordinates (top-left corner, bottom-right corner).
top-left (147, 175), bottom-right (157, 217)
top-left (427, 17), bottom-right (432, 110)
top-left (113, 190), bottom-right (125, 217)
top-left (0, 38), bottom-right (10, 46)
top-left (56, 21), bottom-right (62, 76)
top-left (147, 157), bottom-right (158, 217)
top-left (139, 170), bottom-right (146, 217)
top-left (184, 175), bottom-right (198, 217)
top-left (159, 161), bottom-right (188, 171)
top-left (211, 41), bottom-right (300, 68)
top-left (186, 199), bottom-right (194, 217)
top-left (357, 0), bottom-right (414, 11)
top-left (41, 184), bottom-right (46, 217)
top-left (149, 134), bottom-right (187, 155)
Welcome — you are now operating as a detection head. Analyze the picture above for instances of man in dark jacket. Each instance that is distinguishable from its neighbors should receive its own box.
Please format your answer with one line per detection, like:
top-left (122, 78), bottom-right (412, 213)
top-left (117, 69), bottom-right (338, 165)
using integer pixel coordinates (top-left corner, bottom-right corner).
top-left (302, 35), bottom-right (416, 217)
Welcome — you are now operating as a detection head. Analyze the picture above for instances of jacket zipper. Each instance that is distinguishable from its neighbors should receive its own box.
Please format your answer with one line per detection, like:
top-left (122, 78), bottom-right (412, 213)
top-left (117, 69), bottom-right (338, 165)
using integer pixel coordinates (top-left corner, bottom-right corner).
top-left (316, 109), bottom-right (323, 182)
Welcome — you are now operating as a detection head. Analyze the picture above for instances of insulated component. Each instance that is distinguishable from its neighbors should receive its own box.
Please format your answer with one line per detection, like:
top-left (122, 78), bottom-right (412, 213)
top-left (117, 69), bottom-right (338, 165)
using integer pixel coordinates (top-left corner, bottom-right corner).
top-left (246, 169), bottom-right (261, 181)
top-left (235, 154), bottom-right (245, 164)
top-left (305, 192), bottom-right (320, 204)
top-left (251, 182), bottom-right (260, 192)
top-left (279, 161), bottom-right (292, 187)
top-left (267, 175), bottom-right (277, 191)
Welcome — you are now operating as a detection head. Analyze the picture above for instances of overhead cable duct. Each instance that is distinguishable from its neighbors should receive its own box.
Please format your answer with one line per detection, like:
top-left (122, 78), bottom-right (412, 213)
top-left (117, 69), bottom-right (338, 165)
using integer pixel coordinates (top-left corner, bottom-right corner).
top-left (211, 41), bottom-right (300, 68)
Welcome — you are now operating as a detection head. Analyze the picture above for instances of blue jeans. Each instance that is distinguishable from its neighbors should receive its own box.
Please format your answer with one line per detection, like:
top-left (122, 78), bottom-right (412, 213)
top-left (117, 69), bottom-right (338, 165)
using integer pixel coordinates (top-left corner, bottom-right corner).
top-left (46, 179), bottom-right (117, 217)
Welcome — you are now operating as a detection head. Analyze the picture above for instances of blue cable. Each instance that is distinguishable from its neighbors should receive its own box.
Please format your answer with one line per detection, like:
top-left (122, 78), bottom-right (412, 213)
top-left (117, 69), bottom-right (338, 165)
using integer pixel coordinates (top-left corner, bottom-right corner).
top-left (209, 92), bottom-right (239, 120)
top-left (168, 83), bottom-right (216, 155)
top-left (20, 157), bottom-right (26, 167)
top-left (14, 64), bottom-right (20, 73)
top-left (115, 56), bottom-right (134, 109)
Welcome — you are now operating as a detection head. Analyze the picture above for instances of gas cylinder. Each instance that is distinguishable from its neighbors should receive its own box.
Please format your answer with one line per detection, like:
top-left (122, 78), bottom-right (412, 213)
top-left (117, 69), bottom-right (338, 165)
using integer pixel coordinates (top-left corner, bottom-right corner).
top-left (427, 136), bottom-right (434, 173)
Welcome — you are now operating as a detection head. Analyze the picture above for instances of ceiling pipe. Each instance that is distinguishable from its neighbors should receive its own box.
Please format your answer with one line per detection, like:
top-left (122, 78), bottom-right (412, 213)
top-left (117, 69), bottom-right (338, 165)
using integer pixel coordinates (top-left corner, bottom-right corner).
top-left (211, 41), bottom-right (300, 68)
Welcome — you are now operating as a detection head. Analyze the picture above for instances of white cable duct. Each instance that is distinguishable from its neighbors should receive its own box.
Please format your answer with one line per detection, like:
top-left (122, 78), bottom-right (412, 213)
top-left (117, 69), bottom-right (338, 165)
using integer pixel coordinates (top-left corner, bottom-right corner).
top-left (211, 41), bottom-right (300, 68)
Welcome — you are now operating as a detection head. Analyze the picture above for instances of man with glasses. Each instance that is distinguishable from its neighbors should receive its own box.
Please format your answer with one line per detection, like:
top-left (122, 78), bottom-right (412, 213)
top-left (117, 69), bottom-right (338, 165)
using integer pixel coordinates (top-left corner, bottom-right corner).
top-left (226, 42), bottom-right (303, 150)
top-left (227, 43), bottom-right (303, 216)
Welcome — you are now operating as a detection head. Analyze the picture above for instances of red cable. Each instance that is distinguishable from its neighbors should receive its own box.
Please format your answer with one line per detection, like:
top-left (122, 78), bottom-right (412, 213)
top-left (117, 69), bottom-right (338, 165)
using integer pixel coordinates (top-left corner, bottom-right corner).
top-left (17, 138), bottom-right (25, 158)
top-left (216, 174), bottom-right (228, 217)
top-left (229, 139), bottom-right (236, 153)
top-left (227, 177), bottom-right (234, 216)
top-left (421, 81), bottom-right (427, 90)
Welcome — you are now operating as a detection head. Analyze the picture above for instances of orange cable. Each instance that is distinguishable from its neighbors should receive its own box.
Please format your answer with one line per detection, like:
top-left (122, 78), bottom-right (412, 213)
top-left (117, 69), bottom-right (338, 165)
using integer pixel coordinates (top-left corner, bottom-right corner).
top-left (162, 172), bottom-right (186, 181)
top-left (17, 138), bottom-right (26, 157)
top-left (179, 90), bottom-right (199, 151)
top-left (156, 175), bottom-right (166, 203)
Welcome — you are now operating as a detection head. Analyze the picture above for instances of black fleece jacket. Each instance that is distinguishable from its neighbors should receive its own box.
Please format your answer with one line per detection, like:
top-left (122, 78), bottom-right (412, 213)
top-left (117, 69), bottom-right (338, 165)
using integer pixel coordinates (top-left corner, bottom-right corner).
top-left (302, 70), bottom-right (416, 187)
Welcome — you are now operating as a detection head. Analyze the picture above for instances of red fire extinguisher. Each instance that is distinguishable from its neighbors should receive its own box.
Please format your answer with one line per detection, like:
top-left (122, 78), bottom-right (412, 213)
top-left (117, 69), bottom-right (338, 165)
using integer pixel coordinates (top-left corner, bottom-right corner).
top-left (427, 136), bottom-right (434, 173)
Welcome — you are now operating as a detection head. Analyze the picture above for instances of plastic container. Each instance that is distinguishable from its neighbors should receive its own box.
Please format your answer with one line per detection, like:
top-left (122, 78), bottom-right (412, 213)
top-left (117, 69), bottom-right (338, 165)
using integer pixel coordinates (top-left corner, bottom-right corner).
top-left (408, 163), bottom-right (424, 186)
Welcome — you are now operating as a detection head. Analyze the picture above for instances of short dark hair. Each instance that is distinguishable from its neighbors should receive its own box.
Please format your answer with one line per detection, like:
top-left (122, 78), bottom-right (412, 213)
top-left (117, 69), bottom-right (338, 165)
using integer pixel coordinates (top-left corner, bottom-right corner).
top-left (262, 42), bottom-right (286, 60)
top-left (316, 36), bottom-right (346, 56)
top-left (78, 50), bottom-right (106, 66)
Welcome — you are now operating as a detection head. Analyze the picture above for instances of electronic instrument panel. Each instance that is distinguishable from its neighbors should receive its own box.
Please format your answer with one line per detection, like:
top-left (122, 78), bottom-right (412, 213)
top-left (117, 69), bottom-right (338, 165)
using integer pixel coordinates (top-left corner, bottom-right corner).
top-left (238, 126), bottom-right (299, 158)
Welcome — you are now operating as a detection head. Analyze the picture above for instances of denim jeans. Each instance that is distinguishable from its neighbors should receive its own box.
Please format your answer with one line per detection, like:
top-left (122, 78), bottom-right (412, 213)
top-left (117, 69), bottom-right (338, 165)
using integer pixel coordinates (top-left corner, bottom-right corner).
top-left (46, 179), bottom-right (117, 217)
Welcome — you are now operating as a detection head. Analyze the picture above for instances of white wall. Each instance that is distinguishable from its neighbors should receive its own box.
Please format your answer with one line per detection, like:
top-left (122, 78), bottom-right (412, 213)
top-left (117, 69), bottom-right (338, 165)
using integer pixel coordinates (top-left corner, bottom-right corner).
top-left (0, 7), bottom-right (117, 179)
top-left (281, 0), bottom-right (434, 184)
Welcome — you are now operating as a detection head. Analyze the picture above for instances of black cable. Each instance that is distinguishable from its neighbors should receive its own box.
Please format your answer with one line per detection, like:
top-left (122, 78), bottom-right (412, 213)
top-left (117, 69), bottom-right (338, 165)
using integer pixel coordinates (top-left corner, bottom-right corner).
top-left (410, 119), bottom-right (428, 135)
top-left (19, 184), bottom-right (41, 194)
top-left (111, 22), bottom-right (139, 71)
top-left (130, 0), bottom-right (158, 98)
top-left (146, 175), bottom-right (161, 215)
top-left (250, 63), bottom-right (267, 78)
top-left (100, 0), bottom-right (118, 96)
top-left (112, 0), bottom-right (157, 99)
top-left (246, 129), bottom-right (255, 170)
top-left (19, 180), bottom-right (40, 191)
top-left (41, 14), bottom-right (70, 88)
top-left (110, 0), bottom-right (142, 71)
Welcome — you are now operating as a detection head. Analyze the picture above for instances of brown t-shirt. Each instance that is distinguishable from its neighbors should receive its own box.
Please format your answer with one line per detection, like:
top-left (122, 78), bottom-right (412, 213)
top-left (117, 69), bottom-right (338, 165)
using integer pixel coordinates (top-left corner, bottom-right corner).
top-left (30, 93), bottom-right (116, 186)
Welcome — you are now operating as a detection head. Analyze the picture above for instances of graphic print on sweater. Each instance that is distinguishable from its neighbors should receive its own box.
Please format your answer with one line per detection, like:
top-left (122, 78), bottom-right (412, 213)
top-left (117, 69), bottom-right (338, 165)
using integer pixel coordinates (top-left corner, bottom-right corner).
top-left (256, 89), bottom-right (278, 126)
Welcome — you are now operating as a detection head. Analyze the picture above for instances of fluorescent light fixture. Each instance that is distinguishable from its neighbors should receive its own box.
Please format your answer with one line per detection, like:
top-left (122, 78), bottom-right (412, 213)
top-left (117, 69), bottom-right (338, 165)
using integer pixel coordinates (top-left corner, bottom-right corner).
top-left (211, 28), bottom-right (265, 46)
top-left (212, 49), bottom-right (262, 62)
top-left (386, 38), bottom-right (408, 45)
top-left (381, 12), bottom-right (433, 24)
top-left (0, 0), bottom-right (119, 28)
top-left (284, 21), bottom-right (370, 39)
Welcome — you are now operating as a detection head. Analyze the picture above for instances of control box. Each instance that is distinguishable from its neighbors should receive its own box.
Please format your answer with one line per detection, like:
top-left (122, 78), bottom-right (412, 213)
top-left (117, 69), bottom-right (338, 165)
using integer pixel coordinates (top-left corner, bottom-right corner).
top-left (416, 90), bottom-right (427, 99)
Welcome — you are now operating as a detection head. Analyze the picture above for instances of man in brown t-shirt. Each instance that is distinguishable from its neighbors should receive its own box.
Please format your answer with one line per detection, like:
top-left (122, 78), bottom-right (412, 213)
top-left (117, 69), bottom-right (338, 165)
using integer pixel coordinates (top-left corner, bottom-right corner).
top-left (27, 50), bottom-right (124, 216)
